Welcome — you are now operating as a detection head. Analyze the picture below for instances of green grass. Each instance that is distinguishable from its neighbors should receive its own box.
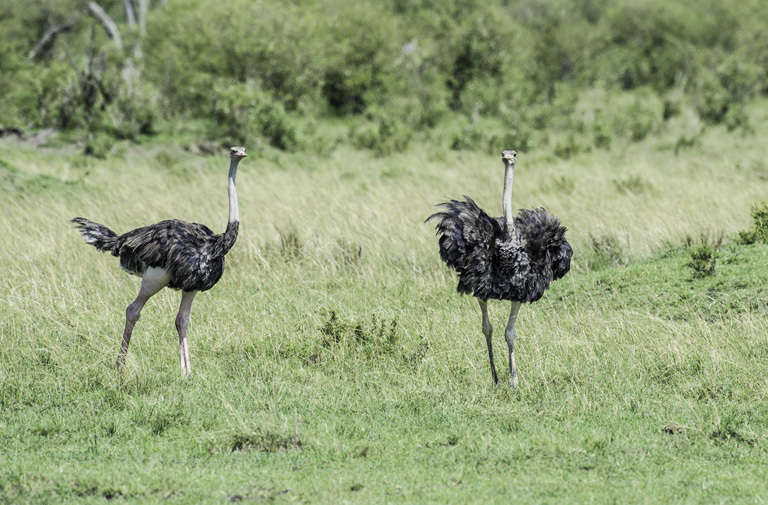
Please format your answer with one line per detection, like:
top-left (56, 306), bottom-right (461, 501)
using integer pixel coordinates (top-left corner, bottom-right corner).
top-left (2, 107), bottom-right (768, 503)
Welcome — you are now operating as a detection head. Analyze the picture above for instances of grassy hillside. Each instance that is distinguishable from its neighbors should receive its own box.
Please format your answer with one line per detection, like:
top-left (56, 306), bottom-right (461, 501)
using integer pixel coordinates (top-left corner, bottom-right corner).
top-left (2, 99), bottom-right (768, 502)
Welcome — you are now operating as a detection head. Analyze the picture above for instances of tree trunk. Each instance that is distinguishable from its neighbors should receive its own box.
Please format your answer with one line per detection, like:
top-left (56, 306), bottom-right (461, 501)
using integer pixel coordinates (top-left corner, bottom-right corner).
top-left (137, 0), bottom-right (148, 35)
top-left (123, 0), bottom-right (137, 27)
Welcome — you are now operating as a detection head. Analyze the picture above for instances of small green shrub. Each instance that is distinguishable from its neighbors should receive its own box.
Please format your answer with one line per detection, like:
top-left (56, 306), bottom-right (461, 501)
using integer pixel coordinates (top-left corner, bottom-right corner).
top-left (488, 124), bottom-right (533, 153)
top-left (551, 175), bottom-right (575, 195)
top-left (154, 150), bottom-right (192, 177)
top-left (614, 175), bottom-right (652, 194)
top-left (662, 98), bottom-right (682, 120)
top-left (592, 121), bottom-right (612, 149)
top-left (687, 244), bottom-right (719, 278)
top-left (587, 232), bottom-right (627, 270)
top-left (83, 132), bottom-right (114, 159)
top-left (154, 151), bottom-right (177, 171)
top-left (334, 239), bottom-right (364, 269)
top-left (553, 134), bottom-right (585, 159)
top-left (450, 125), bottom-right (485, 151)
top-left (723, 104), bottom-right (753, 133)
top-left (736, 203), bottom-right (768, 245)
top-left (351, 113), bottom-right (411, 156)
top-left (673, 133), bottom-right (701, 155)
top-left (277, 224), bottom-right (303, 261)
top-left (696, 76), bottom-right (730, 124)
top-left (708, 408), bottom-right (755, 445)
top-left (626, 100), bottom-right (658, 141)
top-left (319, 311), bottom-right (400, 358)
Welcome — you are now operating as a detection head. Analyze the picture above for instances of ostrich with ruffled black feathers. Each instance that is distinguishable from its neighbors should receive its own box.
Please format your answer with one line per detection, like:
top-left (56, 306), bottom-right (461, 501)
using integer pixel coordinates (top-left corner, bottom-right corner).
top-left (427, 149), bottom-right (572, 387)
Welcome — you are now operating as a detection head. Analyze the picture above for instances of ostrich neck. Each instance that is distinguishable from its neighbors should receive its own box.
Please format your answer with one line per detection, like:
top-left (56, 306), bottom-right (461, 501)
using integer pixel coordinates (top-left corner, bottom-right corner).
top-left (227, 159), bottom-right (240, 225)
top-left (217, 158), bottom-right (241, 257)
top-left (502, 163), bottom-right (515, 237)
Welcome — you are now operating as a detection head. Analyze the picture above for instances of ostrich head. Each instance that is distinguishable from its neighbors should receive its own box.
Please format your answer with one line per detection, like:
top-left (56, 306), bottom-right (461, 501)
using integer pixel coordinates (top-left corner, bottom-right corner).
top-left (230, 146), bottom-right (248, 160)
top-left (501, 149), bottom-right (517, 166)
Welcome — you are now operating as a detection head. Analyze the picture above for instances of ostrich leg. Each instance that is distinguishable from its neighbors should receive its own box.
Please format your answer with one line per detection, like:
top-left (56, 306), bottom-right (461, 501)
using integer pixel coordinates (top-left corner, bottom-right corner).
top-left (504, 302), bottom-right (522, 387)
top-left (175, 290), bottom-right (197, 377)
top-left (116, 267), bottom-right (171, 369)
top-left (478, 298), bottom-right (499, 385)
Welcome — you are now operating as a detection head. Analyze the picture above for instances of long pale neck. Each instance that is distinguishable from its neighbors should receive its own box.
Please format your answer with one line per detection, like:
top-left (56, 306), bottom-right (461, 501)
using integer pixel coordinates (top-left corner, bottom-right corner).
top-left (217, 158), bottom-right (241, 257)
top-left (502, 162), bottom-right (515, 236)
top-left (227, 158), bottom-right (240, 225)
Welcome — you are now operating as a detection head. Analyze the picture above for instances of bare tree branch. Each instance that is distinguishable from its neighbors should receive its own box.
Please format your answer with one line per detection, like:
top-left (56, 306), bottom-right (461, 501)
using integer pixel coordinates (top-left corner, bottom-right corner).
top-left (87, 1), bottom-right (122, 50)
top-left (27, 15), bottom-right (80, 61)
top-left (123, 0), bottom-right (136, 27)
top-left (137, 0), bottom-right (148, 35)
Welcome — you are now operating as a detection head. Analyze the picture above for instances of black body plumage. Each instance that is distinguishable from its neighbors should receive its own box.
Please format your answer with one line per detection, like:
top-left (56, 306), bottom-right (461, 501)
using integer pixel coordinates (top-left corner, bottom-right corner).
top-left (71, 217), bottom-right (239, 292)
top-left (427, 196), bottom-right (572, 302)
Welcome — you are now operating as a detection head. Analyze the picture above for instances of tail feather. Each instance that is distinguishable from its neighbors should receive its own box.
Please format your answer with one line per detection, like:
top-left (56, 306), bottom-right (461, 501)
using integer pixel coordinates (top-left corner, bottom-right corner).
top-left (70, 217), bottom-right (118, 252)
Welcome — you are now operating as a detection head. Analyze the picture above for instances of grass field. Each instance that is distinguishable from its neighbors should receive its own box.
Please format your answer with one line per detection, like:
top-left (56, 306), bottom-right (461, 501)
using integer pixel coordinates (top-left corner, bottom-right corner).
top-left (2, 102), bottom-right (768, 503)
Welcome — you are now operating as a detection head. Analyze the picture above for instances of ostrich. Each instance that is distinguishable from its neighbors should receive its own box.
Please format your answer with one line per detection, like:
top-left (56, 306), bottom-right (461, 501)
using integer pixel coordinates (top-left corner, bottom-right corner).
top-left (71, 146), bottom-right (248, 377)
top-left (427, 149), bottom-right (572, 387)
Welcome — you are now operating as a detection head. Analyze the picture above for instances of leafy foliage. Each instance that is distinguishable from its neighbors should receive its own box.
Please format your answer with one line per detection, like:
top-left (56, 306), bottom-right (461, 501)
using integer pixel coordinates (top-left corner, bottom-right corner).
top-left (1, 0), bottom-right (766, 154)
top-left (687, 244), bottom-right (719, 278)
top-left (350, 112), bottom-right (412, 156)
top-left (736, 203), bottom-right (768, 245)
top-left (586, 231), bottom-right (627, 271)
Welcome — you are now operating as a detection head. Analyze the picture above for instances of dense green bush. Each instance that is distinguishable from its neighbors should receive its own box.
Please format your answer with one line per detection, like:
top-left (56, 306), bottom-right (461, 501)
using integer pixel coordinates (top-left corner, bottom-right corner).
top-left (600, 0), bottom-right (734, 90)
top-left (350, 111), bottom-right (412, 156)
top-left (489, 124), bottom-right (533, 153)
top-left (553, 134), bottom-right (587, 160)
top-left (450, 124), bottom-right (485, 152)
top-left (448, 116), bottom-right (532, 154)
top-left (1, 0), bottom-right (766, 154)
top-left (587, 231), bottom-right (627, 270)
top-left (83, 131), bottom-right (115, 159)
top-left (318, 6), bottom-right (400, 115)
top-left (208, 79), bottom-right (301, 149)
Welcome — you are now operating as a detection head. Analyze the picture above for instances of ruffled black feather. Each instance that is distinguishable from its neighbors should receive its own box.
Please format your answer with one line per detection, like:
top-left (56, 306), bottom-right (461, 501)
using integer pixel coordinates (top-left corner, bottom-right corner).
top-left (71, 217), bottom-right (238, 292)
top-left (427, 198), bottom-right (572, 302)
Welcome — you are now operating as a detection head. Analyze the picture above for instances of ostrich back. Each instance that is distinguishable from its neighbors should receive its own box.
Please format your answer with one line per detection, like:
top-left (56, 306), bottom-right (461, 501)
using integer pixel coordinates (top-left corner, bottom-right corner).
top-left (428, 197), bottom-right (572, 302)
top-left (113, 219), bottom-right (235, 292)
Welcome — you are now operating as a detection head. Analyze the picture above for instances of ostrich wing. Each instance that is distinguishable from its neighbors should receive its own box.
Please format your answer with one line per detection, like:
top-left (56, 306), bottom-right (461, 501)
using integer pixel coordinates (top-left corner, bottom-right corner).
top-left (513, 208), bottom-right (572, 280)
top-left (427, 196), bottom-right (503, 286)
top-left (113, 219), bottom-right (217, 277)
